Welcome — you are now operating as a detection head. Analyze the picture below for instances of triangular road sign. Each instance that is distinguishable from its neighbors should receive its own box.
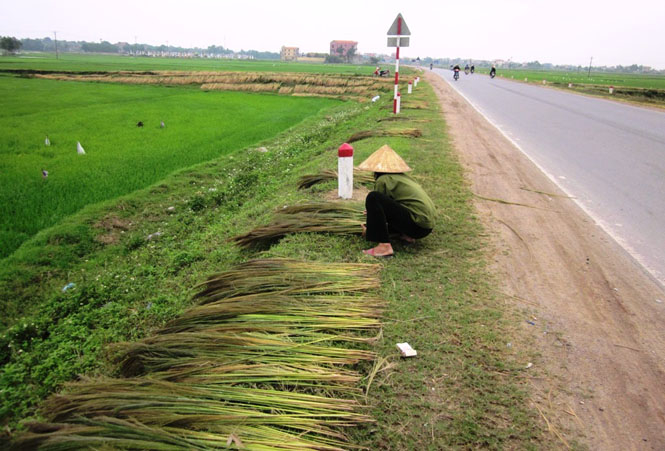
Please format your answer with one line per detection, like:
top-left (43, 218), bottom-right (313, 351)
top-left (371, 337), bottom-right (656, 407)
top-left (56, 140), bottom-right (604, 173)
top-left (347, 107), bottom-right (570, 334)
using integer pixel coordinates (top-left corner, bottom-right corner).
top-left (387, 13), bottom-right (411, 36)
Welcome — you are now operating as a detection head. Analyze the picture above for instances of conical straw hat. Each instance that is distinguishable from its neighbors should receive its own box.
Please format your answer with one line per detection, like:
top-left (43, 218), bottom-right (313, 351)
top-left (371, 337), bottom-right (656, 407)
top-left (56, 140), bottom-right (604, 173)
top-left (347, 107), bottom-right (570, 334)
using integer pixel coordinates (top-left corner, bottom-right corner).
top-left (357, 145), bottom-right (412, 173)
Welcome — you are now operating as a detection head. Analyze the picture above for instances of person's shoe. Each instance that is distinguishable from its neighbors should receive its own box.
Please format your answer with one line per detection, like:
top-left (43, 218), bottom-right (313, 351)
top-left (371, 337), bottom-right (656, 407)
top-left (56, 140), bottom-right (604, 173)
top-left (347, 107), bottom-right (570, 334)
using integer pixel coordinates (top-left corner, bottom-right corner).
top-left (362, 248), bottom-right (393, 258)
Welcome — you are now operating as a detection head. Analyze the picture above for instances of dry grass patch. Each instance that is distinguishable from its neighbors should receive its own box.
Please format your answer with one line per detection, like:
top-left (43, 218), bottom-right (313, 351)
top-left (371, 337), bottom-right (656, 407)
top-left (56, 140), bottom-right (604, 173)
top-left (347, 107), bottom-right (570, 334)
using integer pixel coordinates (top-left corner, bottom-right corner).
top-left (34, 70), bottom-right (397, 101)
top-left (347, 128), bottom-right (422, 143)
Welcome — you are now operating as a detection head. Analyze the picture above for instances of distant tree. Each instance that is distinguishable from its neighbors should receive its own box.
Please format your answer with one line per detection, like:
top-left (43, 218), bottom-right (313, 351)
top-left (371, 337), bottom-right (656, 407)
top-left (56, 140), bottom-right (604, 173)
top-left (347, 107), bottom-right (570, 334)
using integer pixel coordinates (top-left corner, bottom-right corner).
top-left (325, 54), bottom-right (344, 64)
top-left (81, 41), bottom-right (118, 53)
top-left (1, 36), bottom-right (22, 54)
top-left (20, 37), bottom-right (45, 51)
top-left (346, 46), bottom-right (357, 63)
top-left (369, 56), bottom-right (379, 65)
top-left (336, 46), bottom-right (345, 59)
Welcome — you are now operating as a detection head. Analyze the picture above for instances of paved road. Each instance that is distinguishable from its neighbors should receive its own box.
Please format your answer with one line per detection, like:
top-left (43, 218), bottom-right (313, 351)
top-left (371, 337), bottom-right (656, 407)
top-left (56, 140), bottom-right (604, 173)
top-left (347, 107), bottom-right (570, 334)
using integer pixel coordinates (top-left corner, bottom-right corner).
top-left (433, 68), bottom-right (665, 287)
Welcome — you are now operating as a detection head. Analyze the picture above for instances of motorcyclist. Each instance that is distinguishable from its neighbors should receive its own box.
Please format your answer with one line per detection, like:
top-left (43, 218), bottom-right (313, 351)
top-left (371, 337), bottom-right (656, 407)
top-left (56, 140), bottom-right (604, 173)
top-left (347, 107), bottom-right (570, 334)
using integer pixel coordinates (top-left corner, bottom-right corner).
top-left (470, 64), bottom-right (475, 74)
top-left (453, 64), bottom-right (461, 80)
top-left (489, 64), bottom-right (496, 78)
top-left (464, 64), bottom-right (470, 74)
top-left (430, 63), bottom-right (433, 70)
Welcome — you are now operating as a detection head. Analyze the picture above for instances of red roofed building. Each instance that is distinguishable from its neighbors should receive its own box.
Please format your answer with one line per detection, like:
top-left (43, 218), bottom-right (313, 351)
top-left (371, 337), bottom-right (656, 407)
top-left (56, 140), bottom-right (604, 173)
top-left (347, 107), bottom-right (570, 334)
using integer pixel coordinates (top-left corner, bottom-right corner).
top-left (330, 40), bottom-right (358, 57)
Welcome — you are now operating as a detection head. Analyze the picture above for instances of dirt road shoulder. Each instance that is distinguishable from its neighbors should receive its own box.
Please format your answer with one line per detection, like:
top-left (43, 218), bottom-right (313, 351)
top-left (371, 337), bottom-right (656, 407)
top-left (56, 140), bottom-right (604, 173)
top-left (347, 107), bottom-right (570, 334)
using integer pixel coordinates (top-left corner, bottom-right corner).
top-left (425, 71), bottom-right (665, 450)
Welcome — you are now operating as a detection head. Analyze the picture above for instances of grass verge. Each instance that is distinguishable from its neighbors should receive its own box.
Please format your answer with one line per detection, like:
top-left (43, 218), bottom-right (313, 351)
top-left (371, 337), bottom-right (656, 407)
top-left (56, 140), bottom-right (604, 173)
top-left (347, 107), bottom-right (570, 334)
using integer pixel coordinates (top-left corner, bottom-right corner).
top-left (2, 75), bottom-right (550, 448)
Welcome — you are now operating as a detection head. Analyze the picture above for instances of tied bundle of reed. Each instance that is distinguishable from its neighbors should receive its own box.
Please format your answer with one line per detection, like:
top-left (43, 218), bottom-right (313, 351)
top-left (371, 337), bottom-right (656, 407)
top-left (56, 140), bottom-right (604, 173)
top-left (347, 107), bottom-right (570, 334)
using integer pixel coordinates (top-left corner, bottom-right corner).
top-left (194, 259), bottom-right (380, 302)
top-left (297, 168), bottom-right (374, 189)
top-left (18, 259), bottom-right (384, 450)
top-left (230, 202), bottom-right (366, 248)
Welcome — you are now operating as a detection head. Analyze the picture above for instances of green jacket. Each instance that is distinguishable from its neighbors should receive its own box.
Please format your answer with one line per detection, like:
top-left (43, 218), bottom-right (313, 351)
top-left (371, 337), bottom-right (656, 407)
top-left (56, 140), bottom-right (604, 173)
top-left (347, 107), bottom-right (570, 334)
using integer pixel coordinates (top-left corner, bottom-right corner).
top-left (375, 173), bottom-right (435, 229)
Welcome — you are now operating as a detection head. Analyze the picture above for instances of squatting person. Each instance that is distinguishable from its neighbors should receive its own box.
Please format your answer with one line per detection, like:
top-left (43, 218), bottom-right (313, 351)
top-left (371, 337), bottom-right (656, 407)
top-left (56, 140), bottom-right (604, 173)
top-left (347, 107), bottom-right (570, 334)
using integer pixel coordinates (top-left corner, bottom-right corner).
top-left (358, 145), bottom-right (435, 258)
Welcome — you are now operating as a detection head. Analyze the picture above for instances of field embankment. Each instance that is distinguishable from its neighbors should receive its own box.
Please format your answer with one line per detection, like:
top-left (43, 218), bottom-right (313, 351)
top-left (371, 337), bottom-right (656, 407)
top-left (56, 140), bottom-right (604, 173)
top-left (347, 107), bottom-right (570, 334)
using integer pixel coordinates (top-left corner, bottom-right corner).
top-left (2, 70), bottom-right (552, 448)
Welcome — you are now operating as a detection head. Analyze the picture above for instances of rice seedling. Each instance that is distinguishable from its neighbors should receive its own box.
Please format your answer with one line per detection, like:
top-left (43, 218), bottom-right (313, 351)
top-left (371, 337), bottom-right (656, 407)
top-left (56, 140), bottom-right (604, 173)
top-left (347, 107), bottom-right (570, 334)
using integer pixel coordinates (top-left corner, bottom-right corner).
top-left (297, 168), bottom-right (374, 189)
top-left (229, 202), bottom-right (366, 248)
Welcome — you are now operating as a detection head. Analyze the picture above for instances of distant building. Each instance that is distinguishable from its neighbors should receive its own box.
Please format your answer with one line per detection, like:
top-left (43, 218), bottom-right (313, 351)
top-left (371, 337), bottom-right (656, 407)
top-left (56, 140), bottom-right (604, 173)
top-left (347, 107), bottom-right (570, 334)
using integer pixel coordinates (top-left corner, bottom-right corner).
top-left (330, 40), bottom-right (358, 58)
top-left (280, 46), bottom-right (299, 61)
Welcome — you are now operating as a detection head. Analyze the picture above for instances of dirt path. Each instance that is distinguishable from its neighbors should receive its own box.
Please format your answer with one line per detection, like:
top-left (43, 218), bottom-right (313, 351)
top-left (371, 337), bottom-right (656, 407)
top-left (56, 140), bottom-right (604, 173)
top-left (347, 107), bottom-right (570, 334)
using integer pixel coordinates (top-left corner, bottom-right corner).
top-left (425, 71), bottom-right (665, 450)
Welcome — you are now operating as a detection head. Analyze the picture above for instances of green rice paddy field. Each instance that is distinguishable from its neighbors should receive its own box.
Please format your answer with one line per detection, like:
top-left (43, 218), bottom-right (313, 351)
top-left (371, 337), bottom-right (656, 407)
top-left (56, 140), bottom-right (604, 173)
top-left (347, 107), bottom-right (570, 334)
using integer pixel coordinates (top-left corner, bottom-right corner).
top-left (491, 68), bottom-right (665, 90)
top-left (0, 74), bottom-right (339, 258)
top-left (0, 52), bottom-right (375, 74)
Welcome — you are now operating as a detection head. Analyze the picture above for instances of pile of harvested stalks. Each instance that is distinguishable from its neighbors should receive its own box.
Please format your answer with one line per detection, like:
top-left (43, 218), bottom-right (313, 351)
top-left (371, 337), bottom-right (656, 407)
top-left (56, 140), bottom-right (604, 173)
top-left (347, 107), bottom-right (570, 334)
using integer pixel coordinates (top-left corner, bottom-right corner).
top-left (297, 168), bottom-right (375, 189)
top-left (34, 70), bottom-right (397, 101)
top-left (229, 202), bottom-right (365, 248)
top-left (17, 259), bottom-right (383, 450)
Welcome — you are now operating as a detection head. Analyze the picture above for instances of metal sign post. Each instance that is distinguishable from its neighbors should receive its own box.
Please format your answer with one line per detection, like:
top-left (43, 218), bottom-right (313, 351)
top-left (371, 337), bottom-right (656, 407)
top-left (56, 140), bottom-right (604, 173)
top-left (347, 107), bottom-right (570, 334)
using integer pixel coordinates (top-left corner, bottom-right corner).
top-left (387, 14), bottom-right (410, 114)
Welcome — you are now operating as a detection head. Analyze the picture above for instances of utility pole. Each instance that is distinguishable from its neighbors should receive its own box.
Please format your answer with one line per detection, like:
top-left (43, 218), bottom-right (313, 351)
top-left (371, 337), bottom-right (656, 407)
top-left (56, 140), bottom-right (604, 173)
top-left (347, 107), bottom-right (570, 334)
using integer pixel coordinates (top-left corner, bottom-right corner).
top-left (134, 35), bottom-right (137, 56)
top-left (53, 31), bottom-right (59, 59)
top-left (588, 56), bottom-right (593, 77)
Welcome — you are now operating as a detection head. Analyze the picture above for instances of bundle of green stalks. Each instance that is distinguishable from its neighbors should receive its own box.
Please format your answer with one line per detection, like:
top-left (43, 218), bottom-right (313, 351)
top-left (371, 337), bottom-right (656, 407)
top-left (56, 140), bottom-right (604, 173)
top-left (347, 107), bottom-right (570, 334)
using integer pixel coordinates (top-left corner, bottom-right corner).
top-left (18, 259), bottom-right (383, 450)
top-left (297, 168), bottom-right (375, 190)
top-left (194, 259), bottom-right (380, 301)
top-left (18, 417), bottom-right (359, 450)
top-left (229, 203), bottom-right (366, 248)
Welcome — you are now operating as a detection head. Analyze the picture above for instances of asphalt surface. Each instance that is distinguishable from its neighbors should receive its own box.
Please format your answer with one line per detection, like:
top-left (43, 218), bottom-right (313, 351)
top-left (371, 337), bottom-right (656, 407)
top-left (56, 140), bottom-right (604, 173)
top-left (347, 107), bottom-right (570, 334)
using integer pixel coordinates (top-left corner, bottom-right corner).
top-left (433, 68), bottom-right (665, 287)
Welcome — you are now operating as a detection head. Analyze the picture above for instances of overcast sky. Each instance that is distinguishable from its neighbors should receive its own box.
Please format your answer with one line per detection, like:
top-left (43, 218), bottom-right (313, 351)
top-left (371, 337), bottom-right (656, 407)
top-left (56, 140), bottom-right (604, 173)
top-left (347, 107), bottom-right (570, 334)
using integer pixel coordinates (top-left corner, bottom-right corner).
top-left (3, 0), bottom-right (665, 69)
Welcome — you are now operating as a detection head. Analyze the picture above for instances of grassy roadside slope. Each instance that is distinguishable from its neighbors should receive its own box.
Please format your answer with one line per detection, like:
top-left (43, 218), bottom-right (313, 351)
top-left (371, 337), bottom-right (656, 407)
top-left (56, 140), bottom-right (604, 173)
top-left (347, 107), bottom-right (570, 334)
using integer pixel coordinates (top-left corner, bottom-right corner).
top-left (2, 77), bottom-right (550, 448)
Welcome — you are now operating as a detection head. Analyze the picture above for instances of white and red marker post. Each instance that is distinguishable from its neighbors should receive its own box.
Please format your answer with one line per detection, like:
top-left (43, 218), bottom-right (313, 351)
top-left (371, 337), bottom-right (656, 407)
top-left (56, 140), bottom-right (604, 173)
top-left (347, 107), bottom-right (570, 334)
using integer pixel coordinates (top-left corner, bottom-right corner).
top-left (393, 17), bottom-right (401, 114)
top-left (338, 143), bottom-right (354, 199)
top-left (387, 13), bottom-right (411, 115)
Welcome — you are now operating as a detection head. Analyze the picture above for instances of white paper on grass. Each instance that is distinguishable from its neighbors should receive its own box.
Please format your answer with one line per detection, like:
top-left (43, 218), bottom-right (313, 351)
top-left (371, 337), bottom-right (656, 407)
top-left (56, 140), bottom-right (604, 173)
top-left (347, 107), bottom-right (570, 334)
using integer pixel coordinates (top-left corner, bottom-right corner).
top-left (396, 342), bottom-right (417, 357)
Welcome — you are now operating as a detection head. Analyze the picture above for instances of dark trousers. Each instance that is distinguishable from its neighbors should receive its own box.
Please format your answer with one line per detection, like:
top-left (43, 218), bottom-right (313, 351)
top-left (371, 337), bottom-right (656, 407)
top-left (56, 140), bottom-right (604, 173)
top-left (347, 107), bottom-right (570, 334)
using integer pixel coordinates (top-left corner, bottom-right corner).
top-left (365, 191), bottom-right (432, 243)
